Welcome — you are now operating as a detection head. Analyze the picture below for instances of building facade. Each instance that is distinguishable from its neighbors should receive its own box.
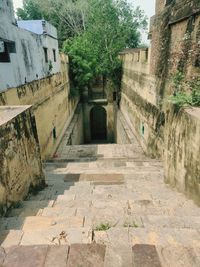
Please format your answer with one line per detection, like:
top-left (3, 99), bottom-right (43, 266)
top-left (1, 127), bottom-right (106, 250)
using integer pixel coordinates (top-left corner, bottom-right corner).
top-left (0, 0), bottom-right (60, 91)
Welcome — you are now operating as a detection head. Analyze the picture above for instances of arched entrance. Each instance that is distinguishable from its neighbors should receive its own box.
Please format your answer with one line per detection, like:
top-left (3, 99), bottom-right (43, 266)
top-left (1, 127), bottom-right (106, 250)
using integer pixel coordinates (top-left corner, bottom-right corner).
top-left (90, 106), bottom-right (107, 141)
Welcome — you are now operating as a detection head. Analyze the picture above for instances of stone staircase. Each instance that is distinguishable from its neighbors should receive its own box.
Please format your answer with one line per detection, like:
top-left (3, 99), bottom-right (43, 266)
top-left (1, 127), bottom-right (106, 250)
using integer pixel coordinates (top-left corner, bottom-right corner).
top-left (0, 144), bottom-right (200, 266)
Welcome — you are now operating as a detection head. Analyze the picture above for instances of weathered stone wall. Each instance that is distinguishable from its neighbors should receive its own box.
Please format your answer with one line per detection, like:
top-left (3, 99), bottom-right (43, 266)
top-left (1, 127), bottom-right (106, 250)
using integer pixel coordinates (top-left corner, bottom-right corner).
top-left (0, 106), bottom-right (45, 215)
top-left (0, 54), bottom-right (79, 159)
top-left (120, 91), bottom-right (165, 158)
top-left (155, 0), bottom-right (165, 15)
top-left (120, 0), bottom-right (200, 203)
top-left (150, 0), bottom-right (200, 95)
top-left (56, 104), bottom-right (84, 147)
top-left (120, 48), bottom-right (164, 158)
top-left (116, 110), bottom-right (139, 145)
top-left (164, 106), bottom-right (200, 205)
top-left (120, 48), bottom-right (158, 105)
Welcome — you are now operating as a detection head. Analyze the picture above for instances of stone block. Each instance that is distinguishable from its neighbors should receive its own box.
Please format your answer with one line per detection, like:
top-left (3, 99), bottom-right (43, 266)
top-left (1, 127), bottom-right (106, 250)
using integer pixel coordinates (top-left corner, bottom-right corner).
top-left (67, 244), bottom-right (106, 267)
top-left (157, 246), bottom-right (200, 267)
top-left (0, 247), bottom-right (6, 265)
top-left (104, 245), bottom-right (132, 267)
top-left (3, 245), bottom-right (48, 267)
top-left (21, 227), bottom-right (92, 246)
top-left (132, 244), bottom-right (162, 267)
top-left (0, 230), bottom-right (24, 249)
top-left (44, 245), bottom-right (69, 267)
top-left (22, 217), bottom-right (57, 232)
top-left (41, 207), bottom-right (76, 217)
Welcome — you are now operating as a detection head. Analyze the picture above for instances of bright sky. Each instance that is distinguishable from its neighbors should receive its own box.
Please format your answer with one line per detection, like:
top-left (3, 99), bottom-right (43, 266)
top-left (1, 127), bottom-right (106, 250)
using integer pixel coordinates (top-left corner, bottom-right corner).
top-left (133, 0), bottom-right (155, 19)
top-left (13, 0), bottom-right (23, 10)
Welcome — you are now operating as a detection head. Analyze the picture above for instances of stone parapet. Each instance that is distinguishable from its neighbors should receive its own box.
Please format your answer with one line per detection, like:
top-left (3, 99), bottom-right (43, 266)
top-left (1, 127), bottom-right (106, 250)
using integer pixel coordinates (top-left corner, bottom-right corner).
top-left (0, 106), bottom-right (45, 215)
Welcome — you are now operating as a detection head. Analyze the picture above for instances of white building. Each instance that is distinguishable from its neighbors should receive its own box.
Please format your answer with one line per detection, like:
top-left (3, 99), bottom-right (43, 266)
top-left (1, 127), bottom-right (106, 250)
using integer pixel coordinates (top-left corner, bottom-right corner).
top-left (0, 0), bottom-right (61, 91)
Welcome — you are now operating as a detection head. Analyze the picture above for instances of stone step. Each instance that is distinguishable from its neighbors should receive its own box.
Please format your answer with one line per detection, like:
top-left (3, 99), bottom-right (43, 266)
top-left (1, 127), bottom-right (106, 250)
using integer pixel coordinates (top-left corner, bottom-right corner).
top-left (0, 230), bottom-right (24, 248)
top-left (53, 197), bottom-right (92, 208)
top-left (52, 197), bottom-right (200, 217)
top-left (0, 215), bottom-right (84, 231)
top-left (94, 227), bottom-right (200, 248)
top-left (40, 205), bottom-right (76, 217)
top-left (6, 201), bottom-right (54, 217)
top-left (0, 226), bottom-right (92, 248)
top-left (104, 243), bottom-right (200, 267)
top-left (144, 215), bottom-right (200, 229)
top-left (20, 227), bottom-right (92, 246)
top-left (1, 243), bottom-right (199, 267)
top-left (0, 244), bottom-right (106, 267)
top-left (37, 205), bottom-right (200, 229)
top-left (67, 243), bottom-right (106, 267)
top-left (157, 245), bottom-right (200, 267)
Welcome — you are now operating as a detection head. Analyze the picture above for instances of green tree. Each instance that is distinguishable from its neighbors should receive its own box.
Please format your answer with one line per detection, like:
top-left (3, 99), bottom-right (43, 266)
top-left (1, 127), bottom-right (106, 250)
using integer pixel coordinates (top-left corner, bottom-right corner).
top-left (17, 0), bottom-right (147, 90)
top-left (63, 0), bottom-right (147, 90)
top-left (17, 0), bottom-right (43, 20)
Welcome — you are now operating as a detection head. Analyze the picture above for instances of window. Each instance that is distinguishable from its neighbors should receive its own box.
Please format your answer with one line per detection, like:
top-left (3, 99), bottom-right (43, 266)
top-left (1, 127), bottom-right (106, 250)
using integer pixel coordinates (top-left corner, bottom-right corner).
top-left (0, 41), bottom-right (10, 62)
top-left (0, 40), bottom-right (16, 63)
top-left (43, 47), bottom-right (48, 63)
top-left (7, 42), bottom-right (16, 53)
top-left (53, 49), bottom-right (56, 62)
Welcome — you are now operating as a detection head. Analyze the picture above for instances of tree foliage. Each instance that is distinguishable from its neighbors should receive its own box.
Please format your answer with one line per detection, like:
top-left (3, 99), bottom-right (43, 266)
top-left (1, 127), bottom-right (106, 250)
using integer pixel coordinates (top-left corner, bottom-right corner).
top-left (17, 0), bottom-right (147, 90)
top-left (169, 72), bottom-right (200, 108)
top-left (63, 0), bottom-right (147, 90)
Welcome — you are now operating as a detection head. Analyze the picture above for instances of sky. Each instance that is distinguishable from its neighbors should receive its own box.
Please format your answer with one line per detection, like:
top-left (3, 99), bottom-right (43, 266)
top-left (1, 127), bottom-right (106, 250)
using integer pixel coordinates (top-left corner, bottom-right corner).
top-left (13, 0), bottom-right (23, 10)
top-left (13, 0), bottom-right (156, 19)
top-left (13, 0), bottom-right (155, 43)
top-left (133, 0), bottom-right (155, 19)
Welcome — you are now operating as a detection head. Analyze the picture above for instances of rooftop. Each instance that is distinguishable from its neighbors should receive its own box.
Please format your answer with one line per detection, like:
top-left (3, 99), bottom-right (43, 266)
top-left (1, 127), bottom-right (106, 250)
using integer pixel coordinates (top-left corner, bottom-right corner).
top-left (17, 20), bottom-right (57, 39)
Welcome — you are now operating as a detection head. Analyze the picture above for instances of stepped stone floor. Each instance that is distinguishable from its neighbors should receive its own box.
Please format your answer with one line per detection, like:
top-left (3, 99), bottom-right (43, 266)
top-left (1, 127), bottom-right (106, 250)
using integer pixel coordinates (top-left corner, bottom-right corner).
top-left (0, 142), bottom-right (200, 266)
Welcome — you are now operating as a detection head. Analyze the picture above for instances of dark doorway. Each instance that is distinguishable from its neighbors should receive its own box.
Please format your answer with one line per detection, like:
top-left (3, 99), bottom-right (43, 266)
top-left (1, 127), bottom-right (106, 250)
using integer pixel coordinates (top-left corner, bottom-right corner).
top-left (90, 106), bottom-right (107, 141)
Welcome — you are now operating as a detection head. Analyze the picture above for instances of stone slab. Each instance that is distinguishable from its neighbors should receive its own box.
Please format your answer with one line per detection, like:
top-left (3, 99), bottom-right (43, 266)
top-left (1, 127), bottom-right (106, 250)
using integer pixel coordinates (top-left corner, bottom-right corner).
top-left (44, 245), bottom-right (69, 267)
top-left (41, 207), bottom-right (76, 217)
top-left (3, 245), bottom-right (48, 267)
top-left (21, 227), bottom-right (92, 246)
top-left (94, 228), bottom-right (129, 247)
top-left (0, 230), bottom-right (24, 249)
top-left (132, 244), bottom-right (162, 267)
top-left (22, 217), bottom-right (57, 232)
top-left (104, 245), bottom-right (132, 267)
top-left (0, 247), bottom-right (6, 265)
top-left (67, 244), bottom-right (106, 267)
top-left (157, 246), bottom-right (200, 267)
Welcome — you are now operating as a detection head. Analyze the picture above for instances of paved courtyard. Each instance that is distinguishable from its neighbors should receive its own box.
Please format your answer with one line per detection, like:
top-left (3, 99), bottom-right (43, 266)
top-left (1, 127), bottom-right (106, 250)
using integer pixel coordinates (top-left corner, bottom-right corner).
top-left (0, 141), bottom-right (200, 266)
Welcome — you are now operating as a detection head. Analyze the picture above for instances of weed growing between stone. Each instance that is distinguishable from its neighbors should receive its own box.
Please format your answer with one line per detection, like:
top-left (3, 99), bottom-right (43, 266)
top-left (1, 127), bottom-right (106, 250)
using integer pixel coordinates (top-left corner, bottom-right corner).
top-left (123, 221), bottom-right (138, 228)
top-left (169, 72), bottom-right (200, 108)
top-left (94, 223), bottom-right (112, 231)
